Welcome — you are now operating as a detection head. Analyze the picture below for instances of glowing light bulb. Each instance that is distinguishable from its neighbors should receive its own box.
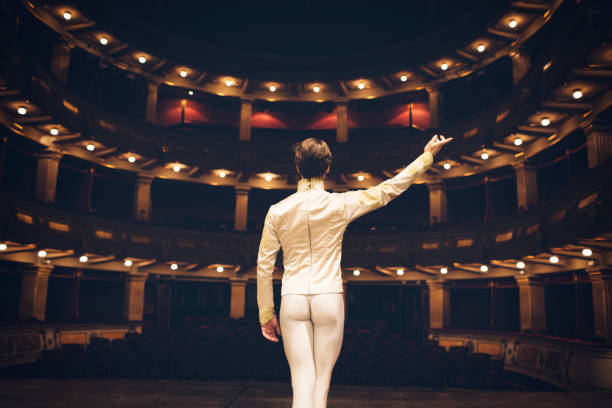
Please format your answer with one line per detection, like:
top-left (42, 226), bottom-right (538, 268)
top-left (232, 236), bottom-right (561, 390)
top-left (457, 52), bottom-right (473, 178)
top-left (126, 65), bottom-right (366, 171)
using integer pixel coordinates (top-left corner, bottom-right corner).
top-left (508, 19), bottom-right (518, 29)
top-left (480, 151), bottom-right (489, 160)
top-left (79, 255), bottom-right (88, 263)
top-left (443, 162), bottom-right (451, 170)
top-left (313, 86), bottom-right (320, 93)
top-left (124, 259), bottom-right (133, 267)
top-left (440, 63), bottom-right (449, 71)
top-left (353, 269), bottom-right (360, 276)
top-left (225, 79), bottom-right (233, 87)
top-left (540, 117), bottom-right (550, 127)
top-left (128, 155), bottom-right (136, 163)
top-left (269, 85), bottom-right (277, 92)
top-left (170, 263), bottom-right (178, 270)
top-left (63, 11), bottom-right (72, 21)
top-left (0, 243), bottom-right (7, 251)
top-left (519, 270), bottom-right (525, 274)
top-left (357, 175), bottom-right (365, 181)
top-left (477, 44), bottom-right (486, 53)
top-left (440, 267), bottom-right (448, 274)
top-left (86, 143), bottom-right (95, 152)
top-left (514, 137), bottom-right (523, 146)
top-left (549, 255), bottom-right (559, 264)
top-left (38, 250), bottom-right (47, 258)
top-left (17, 106), bottom-right (27, 115)
top-left (138, 56), bottom-right (147, 64)
top-left (582, 248), bottom-right (592, 256)
top-left (219, 171), bottom-right (226, 178)
top-left (180, 70), bottom-right (188, 78)
top-left (357, 82), bottom-right (365, 90)
top-left (264, 174), bottom-right (272, 182)
top-left (99, 37), bottom-right (108, 46)
top-left (50, 127), bottom-right (59, 136)
top-left (516, 261), bottom-right (525, 269)
top-left (216, 266), bottom-right (224, 272)
top-left (396, 268), bottom-right (404, 276)
top-left (173, 165), bottom-right (181, 173)
top-left (480, 265), bottom-right (488, 272)
top-left (188, 90), bottom-right (194, 96)
top-left (400, 75), bottom-right (408, 82)
top-left (572, 89), bottom-right (583, 100)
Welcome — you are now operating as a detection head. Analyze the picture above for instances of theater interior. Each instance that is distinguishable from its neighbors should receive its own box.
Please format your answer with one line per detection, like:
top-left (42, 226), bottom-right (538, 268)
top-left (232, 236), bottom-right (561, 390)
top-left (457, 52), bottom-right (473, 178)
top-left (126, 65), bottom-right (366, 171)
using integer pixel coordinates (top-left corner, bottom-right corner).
top-left (0, 0), bottom-right (611, 406)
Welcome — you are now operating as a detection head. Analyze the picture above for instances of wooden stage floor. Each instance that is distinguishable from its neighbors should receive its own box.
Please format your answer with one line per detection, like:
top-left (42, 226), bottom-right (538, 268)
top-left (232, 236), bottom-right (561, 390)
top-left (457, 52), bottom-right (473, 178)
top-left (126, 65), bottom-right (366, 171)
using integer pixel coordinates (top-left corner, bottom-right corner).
top-left (0, 379), bottom-right (610, 407)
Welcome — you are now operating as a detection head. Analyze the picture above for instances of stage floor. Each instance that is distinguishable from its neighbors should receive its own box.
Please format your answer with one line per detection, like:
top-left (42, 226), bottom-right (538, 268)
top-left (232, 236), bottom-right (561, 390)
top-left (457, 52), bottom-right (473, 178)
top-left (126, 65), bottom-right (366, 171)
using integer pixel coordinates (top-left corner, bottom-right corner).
top-left (0, 379), bottom-right (610, 407)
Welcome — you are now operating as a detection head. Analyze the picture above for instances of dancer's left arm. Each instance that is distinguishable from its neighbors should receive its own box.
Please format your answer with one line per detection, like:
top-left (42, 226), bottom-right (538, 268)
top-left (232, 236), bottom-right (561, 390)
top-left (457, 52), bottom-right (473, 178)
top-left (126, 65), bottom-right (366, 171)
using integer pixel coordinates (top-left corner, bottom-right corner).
top-left (257, 207), bottom-right (281, 328)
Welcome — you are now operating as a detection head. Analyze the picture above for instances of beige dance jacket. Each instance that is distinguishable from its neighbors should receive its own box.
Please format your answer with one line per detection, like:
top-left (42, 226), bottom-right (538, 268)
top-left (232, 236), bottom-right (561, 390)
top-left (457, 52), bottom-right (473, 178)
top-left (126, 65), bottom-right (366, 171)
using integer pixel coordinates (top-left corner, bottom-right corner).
top-left (257, 150), bottom-right (434, 325)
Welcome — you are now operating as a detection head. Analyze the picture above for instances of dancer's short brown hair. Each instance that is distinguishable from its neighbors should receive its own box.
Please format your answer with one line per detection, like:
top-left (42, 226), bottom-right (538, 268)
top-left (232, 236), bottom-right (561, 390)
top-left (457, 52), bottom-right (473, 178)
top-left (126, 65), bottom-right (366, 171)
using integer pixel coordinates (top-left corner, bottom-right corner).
top-left (292, 138), bottom-right (332, 179)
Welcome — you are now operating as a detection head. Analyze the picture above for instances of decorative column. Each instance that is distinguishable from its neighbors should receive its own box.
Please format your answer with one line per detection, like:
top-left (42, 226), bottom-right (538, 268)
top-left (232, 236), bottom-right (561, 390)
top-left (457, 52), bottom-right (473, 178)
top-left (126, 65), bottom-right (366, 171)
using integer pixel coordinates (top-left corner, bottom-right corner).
top-left (427, 180), bottom-right (447, 226)
top-left (50, 41), bottom-right (73, 84)
top-left (426, 280), bottom-right (451, 329)
top-left (585, 125), bottom-right (612, 169)
top-left (229, 278), bottom-right (248, 319)
top-left (336, 102), bottom-right (348, 143)
top-left (133, 174), bottom-right (154, 222)
top-left (123, 273), bottom-right (148, 321)
top-left (587, 266), bottom-right (612, 345)
top-left (511, 48), bottom-right (531, 85)
top-left (234, 185), bottom-right (250, 231)
top-left (19, 264), bottom-right (53, 322)
top-left (145, 82), bottom-right (159, 124)
top-left (427, 88), bottom-right (442, 128)
top-left (515, 275), bottom-right (546, 333)
top-left (35, 149), bottom-right (62, 203)
top-left (512, 160), bottom-right (538, 211)
top-left (239, 98), bottom-right (253, 141)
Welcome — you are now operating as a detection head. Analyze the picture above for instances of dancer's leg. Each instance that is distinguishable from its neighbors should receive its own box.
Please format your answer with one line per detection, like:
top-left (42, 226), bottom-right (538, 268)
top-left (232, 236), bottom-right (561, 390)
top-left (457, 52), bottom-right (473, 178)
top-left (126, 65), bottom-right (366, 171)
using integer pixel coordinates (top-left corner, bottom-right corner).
top-left (280, 294), bottom-right (316, 408)
top-left (310, 293), bottom-right (344, 408)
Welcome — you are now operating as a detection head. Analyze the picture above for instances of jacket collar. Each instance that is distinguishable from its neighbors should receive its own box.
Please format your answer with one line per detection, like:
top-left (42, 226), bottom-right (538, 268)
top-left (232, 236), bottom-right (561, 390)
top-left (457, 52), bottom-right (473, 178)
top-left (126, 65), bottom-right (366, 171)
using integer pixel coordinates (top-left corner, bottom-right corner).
top-left (297, 177), bottom-right (325, 192)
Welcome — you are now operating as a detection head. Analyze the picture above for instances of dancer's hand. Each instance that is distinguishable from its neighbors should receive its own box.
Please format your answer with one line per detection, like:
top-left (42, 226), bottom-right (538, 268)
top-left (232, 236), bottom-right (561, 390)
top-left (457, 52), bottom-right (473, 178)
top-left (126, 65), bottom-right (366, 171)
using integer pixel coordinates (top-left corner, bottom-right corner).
top-left (424, 134), bottom-right (453, 157)
top-left (261, 315), bottom-right (282, 342)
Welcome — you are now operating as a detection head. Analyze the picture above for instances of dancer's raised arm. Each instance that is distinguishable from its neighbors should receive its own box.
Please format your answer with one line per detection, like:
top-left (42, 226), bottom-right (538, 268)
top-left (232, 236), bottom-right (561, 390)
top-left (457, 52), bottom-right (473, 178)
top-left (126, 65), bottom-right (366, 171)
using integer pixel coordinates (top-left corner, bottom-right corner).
top-left (341, 134), bottom-right (453, 223)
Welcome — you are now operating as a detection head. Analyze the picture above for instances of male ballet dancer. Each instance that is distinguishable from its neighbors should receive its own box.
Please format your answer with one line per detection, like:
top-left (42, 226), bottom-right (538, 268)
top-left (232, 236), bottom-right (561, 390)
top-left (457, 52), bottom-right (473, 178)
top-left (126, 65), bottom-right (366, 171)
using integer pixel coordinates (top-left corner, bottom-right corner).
top-left (257, 134), bottom-right (453, 408)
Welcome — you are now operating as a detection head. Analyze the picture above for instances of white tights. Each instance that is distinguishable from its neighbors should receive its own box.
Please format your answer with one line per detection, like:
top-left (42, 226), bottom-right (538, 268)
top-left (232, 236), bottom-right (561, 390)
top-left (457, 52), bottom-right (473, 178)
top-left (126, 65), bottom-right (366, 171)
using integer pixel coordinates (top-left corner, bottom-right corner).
top-left (280, 293), bottom-right (345, 408)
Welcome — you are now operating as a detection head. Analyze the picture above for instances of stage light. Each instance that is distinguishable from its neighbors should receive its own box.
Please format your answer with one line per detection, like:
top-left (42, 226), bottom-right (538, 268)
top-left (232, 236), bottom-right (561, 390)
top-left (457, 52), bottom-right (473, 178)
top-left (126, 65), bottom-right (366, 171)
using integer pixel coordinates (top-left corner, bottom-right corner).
top-left (173, 165), bottom-right (181, 173)
top-left (180, 70), bottom-right (188, 78)
top-left (396, 268), bottom-right (404, 276)
top-left (572, 89), bottom-right (583, 100)
top-left (99, 37), bottom-right (108, 46)
top-left (508, 19), bottom-right (518, 29)
top-left (582, 248), bottom-right (592, 256)
top-left (440, 63), bottom-right (449, 71)
top-left (443, 162), bottom-right (452, 170)
top-left (37, 250), bottom-right (47, 258)
top-left (353, 269), bottom-right (360, 276)
top-left (63, 11), bottom-right (72, 21)
top-left (358, 82), bottom-right (365, 90)
top-left (225, 79), bottom-right (233, 87)
top-left (188, 90), bottom-right (194, 96)
top-left (313, 86), bottom-right (320, 93)
top-left (400, 75), bottom-right (408, 82)
top-left (216, 266), bottom-right (224, 272)
top-left (477, 44), bottom-right (486, 53)
top-left (128, 155), bottom-right (136, 163)
top-left (124, 259), bottom-right (133, 267)
top-left (480, 151), bottom-right (489, 160)
top-left (170, 263), bottom-right (178, 270)
top-left (79, 255), bottom-right (88, 263)
top-left (269, 85), bottom-right (277, 92)
top-left (138, 56), bottom-right (147, 64)
top-left (540, 117), bottom-right (550, 126)
top-left (480, 265), bottom-right (488, 272)
top-left (357, 175), bottom-right (364, 181)
top-left (219, 171), bottom-right (226, 178)
top-left (440, 267), bottom-right (448, 274)
top-left (17, 106), bottom-right (27, 115)
top-left (516, 261), bottom-right (525, 269)
top-left (513, 137), bottom-right (523, 146)
top-left (549, 255), bottom-right (559, 263)
top-left (86, 143), bottom-right (95, 151)
top-left (0, 243), bottom-right (7, 251)
top-left (50, 127), bottom-right (59, 136)
top-left (264, 174), bottom-right (272, 182)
